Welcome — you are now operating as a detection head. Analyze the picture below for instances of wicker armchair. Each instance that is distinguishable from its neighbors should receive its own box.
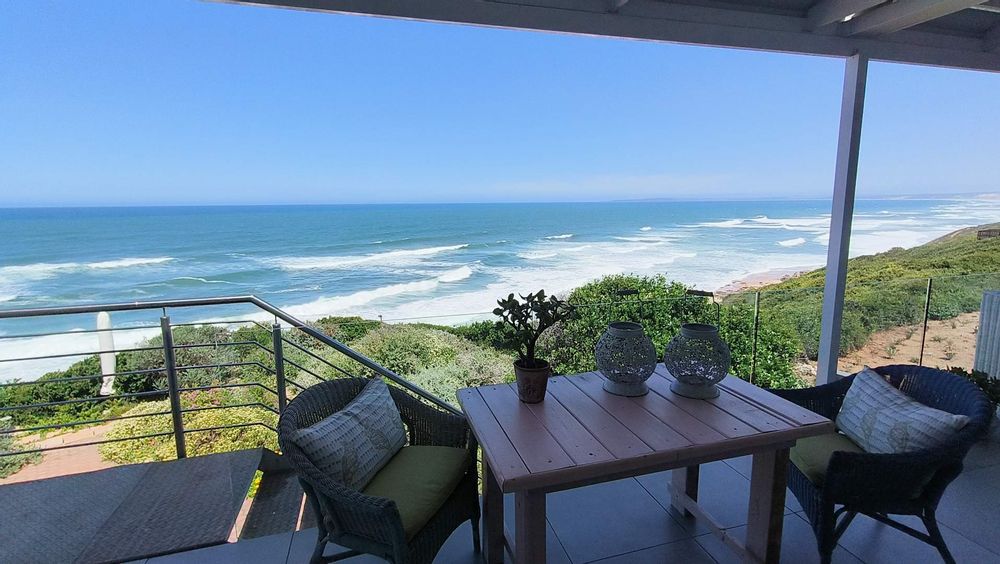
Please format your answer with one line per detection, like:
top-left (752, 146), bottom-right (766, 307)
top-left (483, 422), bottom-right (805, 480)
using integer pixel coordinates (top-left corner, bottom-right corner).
top-left (279, 378), bottom-right (481, 564)
top-left (771, 365), bottom-right (993, 564)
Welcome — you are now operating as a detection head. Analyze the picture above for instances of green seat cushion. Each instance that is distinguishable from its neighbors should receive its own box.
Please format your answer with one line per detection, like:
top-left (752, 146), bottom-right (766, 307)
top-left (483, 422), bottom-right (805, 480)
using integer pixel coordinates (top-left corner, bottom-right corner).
top-left (790, 432), bottom-right (864, 487)
top-left (362, 445), bottom-right (469, 538)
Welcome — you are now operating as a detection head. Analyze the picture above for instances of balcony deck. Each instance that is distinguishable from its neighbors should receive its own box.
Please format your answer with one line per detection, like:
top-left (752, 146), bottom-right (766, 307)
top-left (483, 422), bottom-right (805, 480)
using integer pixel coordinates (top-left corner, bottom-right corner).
top-left (130, 422), bottom-right (1000, 564)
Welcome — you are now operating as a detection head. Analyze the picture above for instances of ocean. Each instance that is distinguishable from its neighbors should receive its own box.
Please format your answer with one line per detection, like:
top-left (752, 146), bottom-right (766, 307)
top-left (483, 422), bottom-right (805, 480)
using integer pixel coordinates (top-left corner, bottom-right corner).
top-left (2, 197), bottom-right (998, 380)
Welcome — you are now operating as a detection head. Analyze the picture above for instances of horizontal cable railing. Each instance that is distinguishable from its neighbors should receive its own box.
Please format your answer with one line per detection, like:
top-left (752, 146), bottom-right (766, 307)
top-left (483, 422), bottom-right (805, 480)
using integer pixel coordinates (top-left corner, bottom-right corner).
top-left (0, 296), bottom-right (459, 469)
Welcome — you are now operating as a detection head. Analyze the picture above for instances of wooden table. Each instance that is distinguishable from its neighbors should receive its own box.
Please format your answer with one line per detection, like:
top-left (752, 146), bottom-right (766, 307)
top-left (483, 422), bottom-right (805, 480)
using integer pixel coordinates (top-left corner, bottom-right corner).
top-left (458, 366), bottom-right (833, 564)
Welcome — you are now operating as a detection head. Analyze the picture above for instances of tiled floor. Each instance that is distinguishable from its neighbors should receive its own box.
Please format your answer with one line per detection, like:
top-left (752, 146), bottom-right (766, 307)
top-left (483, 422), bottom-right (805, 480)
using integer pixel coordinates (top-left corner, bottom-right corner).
top-left (139, 425), bottom-right (1000, 564)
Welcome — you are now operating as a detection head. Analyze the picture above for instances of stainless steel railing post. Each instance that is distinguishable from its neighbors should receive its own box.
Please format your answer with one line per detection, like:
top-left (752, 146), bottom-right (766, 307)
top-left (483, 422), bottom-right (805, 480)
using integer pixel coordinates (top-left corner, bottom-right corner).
top-left (160, 315), bottom-right (187, 459)
top-left (272, 322), bottom-right (287, 413)
top-left (918, 277), bottom-right (933, 367)
top-left (750, 291), bottom-right (761, 384)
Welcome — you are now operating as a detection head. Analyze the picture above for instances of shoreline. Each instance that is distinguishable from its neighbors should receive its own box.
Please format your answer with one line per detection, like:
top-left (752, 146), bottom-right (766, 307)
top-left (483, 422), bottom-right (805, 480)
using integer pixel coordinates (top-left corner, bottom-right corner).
top-left (714, 266), bottom-right (814, 296)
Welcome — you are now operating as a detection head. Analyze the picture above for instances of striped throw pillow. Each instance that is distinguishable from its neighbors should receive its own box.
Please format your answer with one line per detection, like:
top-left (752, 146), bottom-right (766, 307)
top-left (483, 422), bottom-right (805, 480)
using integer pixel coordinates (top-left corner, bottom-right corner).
top-left (291, 377), bottom-right (407, 490)
top-left (836, 367), bottom-right (969, 454)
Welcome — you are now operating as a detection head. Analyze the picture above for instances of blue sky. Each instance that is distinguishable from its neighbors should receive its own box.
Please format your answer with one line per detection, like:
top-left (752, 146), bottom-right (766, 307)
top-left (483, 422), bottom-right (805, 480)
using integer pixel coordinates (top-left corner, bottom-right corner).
top-left (1, 1), bottom-right (998, 206)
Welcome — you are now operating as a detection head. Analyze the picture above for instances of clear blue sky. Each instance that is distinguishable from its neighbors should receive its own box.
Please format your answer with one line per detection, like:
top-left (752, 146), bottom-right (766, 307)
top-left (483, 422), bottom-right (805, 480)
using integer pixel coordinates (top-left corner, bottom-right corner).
top-left (1, 0), bottom-right (998, 206)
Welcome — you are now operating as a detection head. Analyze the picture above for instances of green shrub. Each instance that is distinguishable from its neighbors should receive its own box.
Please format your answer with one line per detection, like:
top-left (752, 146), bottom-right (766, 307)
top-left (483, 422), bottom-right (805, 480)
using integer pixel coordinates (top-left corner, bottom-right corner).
top-left (99, 388), bottom-right (277, 464)
top-left (311, 316), bottom-right (381, 343)
top-left (0, 421), bottom-right (41, 478)
top-left (114, 325), bottom-right (243, 395)
top-left (538, 274), bottom-right (711, 375)
top-left (448, 320), bottom-right (520, 353)
top-left (324, 324), bottom-right (513, 405)
top-left (0, 355), bottom-right (104, 426)
top-left (718, 302), bottom-right (803, 389)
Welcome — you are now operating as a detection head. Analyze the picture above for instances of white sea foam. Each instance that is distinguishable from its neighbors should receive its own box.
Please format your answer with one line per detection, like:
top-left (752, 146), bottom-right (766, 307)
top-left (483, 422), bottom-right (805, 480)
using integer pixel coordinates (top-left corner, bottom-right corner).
top-left (544, 234), bottom-right (574, 240)
top-left (0, 257), bottom-right (173, 279)
top-left (87, 257), bottom-right (173, 269)
top-left (778, 237), bottom-right (807, 247)
top-left (283, 265), bottom-right (475, 319)
top-left (172, 276), bottom-right (239, 285)
top-left (271, 244), bottom-right (468, 270)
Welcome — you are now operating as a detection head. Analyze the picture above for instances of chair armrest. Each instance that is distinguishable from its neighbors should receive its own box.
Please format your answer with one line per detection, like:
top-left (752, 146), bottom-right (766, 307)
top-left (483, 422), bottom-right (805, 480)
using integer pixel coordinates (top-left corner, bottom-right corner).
top-left (770, 376), bottom-right (854, 420)
top-left (823, 449), bottom-right (958, 508)
top-left (391, 388), bottom-right (470, 449)
top-left (298, 462), bottom-right (407, 549)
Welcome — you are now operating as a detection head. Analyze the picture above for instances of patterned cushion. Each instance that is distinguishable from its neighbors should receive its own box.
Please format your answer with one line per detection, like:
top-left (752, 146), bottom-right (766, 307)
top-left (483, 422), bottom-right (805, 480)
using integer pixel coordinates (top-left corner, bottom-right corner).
top-left (291, 378), bottom-right (407, 490)
top-left (836, 367), bottom-right (970, 454)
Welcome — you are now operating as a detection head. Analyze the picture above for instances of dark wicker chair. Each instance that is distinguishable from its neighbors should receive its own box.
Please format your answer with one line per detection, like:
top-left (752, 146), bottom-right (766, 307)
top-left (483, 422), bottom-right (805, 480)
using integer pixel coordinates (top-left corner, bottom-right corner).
top-left (278, 378), bottom-right (481, 564)
top-left (771, 365), bottom-right (993, 564)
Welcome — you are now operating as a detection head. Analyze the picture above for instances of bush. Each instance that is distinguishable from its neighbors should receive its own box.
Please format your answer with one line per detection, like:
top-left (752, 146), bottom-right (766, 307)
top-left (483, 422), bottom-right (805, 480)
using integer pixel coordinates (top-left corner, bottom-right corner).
top-left (99, 388), bottom-right (278, 464)
top-left (0, 421), bottom-right (41, 478)
top-left (449, 320), bottom-right (520, 353)
top-left (326, 324), bottom-right (513, 405)
top-left (0, 355), bottom-right (105, 427)
top-left (538, 274), bottom-right (711, 375)
top-left (718, 302), bottom-right (803, 389)
top-left (114, 325), bottom-right (243, 395)
top-left (311, 316), bottom-right (381, 343)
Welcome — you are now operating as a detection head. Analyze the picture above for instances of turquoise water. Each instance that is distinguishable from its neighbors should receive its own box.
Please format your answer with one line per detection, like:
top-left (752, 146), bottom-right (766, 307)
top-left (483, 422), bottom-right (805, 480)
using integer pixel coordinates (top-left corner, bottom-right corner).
top-left (1, 197), bottom-right (998, 378)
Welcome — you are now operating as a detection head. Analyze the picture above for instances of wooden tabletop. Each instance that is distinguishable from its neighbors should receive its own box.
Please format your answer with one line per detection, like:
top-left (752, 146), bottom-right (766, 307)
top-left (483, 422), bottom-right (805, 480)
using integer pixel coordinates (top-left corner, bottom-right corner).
top-left (458, 365), bottom-right (833, 493)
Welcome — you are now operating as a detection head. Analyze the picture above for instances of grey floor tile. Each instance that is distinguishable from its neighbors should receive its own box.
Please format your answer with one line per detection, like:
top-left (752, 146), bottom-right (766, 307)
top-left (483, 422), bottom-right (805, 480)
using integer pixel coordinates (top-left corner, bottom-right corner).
top-left (286, 528), bottom-right (386, 563)
top-left (723, 454), bottom-right (752, 479)
top-left (287, 523), bottom-right (486, 564)
top-left (695, 513), bottom-right (862, 564)
top-left (835, 512), bottom-right (1000, 564)
top-left (588, 537), bottom-right (717, 563)
top-left (539, 478), bottom-right (689, 563)
top-left (964, 422), bottom-right (1000, 470)
top-left (935, 466), bottom-right (1000, 554)
top-left (149, 533), bottom-right (293, 564)
top-left (636, 461), bottom-right (796, 536)
top-left (434, 521), bottom-right (483, 563)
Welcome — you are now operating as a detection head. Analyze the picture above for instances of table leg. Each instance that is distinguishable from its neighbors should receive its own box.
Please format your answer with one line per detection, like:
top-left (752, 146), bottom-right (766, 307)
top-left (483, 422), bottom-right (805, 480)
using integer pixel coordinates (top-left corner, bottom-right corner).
top-left (514, 490), bottom-right (546, 563)
top-left (745, 448), bottom-right (789, 564)
top-left (671, 465), bottom-right (699, 517)
top-left (483, 459), bottom-right (504, 564)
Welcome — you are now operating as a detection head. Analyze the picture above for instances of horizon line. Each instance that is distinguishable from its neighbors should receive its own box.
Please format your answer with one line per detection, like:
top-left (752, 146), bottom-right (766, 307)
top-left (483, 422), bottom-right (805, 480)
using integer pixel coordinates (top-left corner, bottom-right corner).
top-left (0, 192), bottom-right (993, 209)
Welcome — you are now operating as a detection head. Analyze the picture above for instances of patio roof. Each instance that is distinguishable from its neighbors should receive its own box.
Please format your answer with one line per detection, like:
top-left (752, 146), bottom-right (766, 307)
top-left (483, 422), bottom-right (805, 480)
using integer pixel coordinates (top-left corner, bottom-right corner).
top-left (226, 0), bottom-right (1000, 72)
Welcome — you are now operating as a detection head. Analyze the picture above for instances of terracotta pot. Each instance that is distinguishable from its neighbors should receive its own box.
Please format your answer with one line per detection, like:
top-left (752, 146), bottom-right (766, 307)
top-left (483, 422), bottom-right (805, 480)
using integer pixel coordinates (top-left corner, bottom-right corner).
top-left (514, 359), bottom-right (552, 403)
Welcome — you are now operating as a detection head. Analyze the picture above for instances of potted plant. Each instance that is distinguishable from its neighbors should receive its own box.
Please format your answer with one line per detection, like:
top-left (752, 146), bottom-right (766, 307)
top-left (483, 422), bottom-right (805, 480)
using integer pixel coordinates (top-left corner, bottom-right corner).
top-left (493, 290), bottom-right (574, 403)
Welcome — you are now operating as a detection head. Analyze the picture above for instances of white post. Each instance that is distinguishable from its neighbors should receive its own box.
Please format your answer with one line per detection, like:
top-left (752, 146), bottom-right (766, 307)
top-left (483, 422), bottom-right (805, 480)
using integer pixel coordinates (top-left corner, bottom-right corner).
top-left (97, 311), bottom-right (117, 395)
top-left (975, 290), bottom-right (1000, 378)
top-left (816, 52), bottom-right (868, 385)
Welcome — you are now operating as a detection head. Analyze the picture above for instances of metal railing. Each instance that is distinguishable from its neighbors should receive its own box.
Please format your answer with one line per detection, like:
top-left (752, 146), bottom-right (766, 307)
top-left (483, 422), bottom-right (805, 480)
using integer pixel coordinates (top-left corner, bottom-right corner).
top-left (0, 295), bottom-right (457, 464)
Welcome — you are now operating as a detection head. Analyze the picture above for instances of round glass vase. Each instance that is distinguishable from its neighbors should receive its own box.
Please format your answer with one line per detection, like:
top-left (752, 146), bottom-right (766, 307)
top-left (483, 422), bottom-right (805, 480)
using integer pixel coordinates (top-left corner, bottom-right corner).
top-left (595, 321), bottom-right (657, 397)
top-left (662, 323), bottom-right (731, 399)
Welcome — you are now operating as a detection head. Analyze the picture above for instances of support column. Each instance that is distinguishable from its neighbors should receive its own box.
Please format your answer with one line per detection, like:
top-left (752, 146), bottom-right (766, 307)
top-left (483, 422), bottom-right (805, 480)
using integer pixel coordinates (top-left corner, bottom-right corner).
top-left (816, 52), bottom-right (868, 385)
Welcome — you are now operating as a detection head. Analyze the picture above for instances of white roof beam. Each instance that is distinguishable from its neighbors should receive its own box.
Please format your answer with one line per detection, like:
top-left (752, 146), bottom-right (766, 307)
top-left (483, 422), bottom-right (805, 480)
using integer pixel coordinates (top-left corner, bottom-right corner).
top-left (845, 0), bottom-right (990, 36)
top-left (806, 0), bottom-right (886, 31)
